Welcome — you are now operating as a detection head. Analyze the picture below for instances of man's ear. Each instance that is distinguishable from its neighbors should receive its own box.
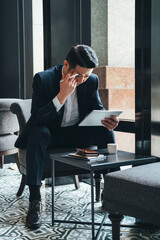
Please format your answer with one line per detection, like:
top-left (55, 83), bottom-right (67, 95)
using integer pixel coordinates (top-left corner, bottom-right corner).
top-left (63, 60), bottom-right (69, 72)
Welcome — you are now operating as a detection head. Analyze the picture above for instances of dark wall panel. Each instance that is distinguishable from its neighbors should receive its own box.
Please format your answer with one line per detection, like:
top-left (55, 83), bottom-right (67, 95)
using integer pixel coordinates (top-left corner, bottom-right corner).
top-left (0, 0), bottom-right (20, 97)
top-left (43, 0), bottom-right (91, 68)
top-left (50, 0), bottom-right (75, 66)
top-left (0, 0), bottom-right (33, 99)
top-left (135, 0), bottom-right (151, 155)
top-left (151, 0), bottom-right (160, 157)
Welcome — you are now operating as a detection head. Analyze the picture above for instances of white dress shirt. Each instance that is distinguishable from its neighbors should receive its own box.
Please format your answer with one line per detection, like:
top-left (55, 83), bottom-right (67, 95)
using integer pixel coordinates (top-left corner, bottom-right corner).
top-left (52, 88), bottom-right (79, 127)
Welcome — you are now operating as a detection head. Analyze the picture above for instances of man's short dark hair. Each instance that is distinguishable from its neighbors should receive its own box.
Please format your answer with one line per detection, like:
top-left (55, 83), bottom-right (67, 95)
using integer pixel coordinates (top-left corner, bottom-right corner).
top-left (66, 44), bottom-right (99, 69)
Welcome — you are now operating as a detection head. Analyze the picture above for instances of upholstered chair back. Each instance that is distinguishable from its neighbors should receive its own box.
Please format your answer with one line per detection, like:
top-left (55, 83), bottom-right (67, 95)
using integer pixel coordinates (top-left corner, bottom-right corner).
top-left (10, 99), bottom-right (32, 175)
top-left (0, 98), bottom-right (20, 167)
top-left (0, 99), bottom-right (19, 135)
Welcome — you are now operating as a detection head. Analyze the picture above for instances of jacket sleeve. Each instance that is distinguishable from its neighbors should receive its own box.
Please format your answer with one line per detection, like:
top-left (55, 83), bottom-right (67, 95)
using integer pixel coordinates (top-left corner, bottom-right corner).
top-left (30, 73), bottom-right (60, 125)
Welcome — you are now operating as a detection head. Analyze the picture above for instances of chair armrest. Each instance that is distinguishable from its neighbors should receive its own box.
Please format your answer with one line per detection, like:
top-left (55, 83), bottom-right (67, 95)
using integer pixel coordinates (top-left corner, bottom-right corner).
top-left (10, 99), bottom-right (32, 132)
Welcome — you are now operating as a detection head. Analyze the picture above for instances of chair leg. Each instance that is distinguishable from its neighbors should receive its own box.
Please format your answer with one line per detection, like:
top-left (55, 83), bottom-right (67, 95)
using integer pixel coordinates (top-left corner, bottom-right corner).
top-left (14, 152), bottom-right (20, 171)
top-left (0, 155), bottom-right (4, 168)
top-left (108, 212), bottom-right (124, 240)
top-left (94, 173), bottom-right (103, 202)
top-left (17, 174), bottom-right (26, 197)
top-left (73, 175), bottom-right (80, 189)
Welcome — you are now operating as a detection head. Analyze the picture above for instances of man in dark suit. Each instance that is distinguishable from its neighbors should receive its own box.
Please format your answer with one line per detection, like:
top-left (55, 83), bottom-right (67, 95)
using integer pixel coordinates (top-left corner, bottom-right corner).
top-left (15, 44), bottom-right (119, 229)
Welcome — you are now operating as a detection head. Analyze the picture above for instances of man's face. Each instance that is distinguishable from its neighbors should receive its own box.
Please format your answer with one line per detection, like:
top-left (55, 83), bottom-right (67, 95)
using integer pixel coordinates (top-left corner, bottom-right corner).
top-left (68, 65), bottom-right (93, 86)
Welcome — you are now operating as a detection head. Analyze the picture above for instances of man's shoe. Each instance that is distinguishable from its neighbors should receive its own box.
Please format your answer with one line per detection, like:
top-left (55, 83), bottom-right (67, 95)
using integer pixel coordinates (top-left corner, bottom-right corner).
top-left (26, 200), bottom-right (42, 229)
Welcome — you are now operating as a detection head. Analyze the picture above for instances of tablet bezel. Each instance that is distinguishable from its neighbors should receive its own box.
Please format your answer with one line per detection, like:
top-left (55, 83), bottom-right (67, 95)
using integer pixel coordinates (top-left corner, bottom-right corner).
top-left (78, 110), bottom-right (123, 126)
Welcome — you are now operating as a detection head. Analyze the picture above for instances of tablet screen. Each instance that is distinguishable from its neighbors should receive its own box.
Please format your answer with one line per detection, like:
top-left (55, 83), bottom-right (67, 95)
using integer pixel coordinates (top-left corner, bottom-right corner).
top-left (78, 110), bottom-right (123, 126)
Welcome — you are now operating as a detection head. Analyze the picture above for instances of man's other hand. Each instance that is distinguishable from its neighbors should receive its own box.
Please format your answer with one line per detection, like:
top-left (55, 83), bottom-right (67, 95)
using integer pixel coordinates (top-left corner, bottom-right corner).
top-left (101, 115), bottom-right (119, 131)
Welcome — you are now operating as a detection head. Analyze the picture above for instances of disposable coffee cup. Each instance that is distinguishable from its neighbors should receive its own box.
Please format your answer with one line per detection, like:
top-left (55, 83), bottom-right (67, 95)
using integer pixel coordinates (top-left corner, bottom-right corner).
top-left (107, 143), bottom-right (118, 154)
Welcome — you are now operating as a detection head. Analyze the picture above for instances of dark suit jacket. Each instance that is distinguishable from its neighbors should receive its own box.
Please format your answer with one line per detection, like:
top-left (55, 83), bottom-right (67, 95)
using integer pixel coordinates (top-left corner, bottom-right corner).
top-left (15, 65), bottom-right (104, 149)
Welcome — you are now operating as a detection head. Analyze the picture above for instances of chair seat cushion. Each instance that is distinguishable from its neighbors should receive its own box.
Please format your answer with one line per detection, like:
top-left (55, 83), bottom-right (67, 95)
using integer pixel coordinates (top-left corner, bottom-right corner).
top-left (104, 162), bottom-right (160, 224)
top-left (0, 134), bottom-right (18, 152)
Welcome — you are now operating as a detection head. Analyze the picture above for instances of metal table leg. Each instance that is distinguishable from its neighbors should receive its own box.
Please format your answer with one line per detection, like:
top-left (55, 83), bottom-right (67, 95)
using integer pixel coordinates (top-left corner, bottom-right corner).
top-left (91, 170), bottom-right (95, 239)
top-left (52, 159), bottom-right (55, 226)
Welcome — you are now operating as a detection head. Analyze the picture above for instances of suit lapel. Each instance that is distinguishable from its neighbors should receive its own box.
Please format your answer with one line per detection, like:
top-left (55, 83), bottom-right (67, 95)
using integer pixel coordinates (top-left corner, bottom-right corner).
top-left (52, 65), bottom-right (64, 123)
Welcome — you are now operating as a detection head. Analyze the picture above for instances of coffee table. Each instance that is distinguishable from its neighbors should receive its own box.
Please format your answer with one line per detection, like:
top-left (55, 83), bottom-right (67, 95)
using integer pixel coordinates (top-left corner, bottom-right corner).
top-left (50, 149), bottom-right (157, 240)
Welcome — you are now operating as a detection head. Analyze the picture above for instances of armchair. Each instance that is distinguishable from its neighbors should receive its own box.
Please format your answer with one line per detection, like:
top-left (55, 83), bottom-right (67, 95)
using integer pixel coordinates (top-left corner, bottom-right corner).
top-left (10, 99), bottom-right (83, 196)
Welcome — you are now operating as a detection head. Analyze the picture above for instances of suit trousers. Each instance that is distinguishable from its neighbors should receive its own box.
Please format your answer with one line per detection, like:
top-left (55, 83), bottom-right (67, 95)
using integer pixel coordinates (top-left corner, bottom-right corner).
top-left (26, 125), bottom-right (115, 186)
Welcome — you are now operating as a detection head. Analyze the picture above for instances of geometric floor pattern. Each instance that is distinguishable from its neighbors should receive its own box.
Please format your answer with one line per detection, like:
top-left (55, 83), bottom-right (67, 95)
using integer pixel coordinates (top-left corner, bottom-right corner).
top-left (1, 164), bottom-right (160, 240)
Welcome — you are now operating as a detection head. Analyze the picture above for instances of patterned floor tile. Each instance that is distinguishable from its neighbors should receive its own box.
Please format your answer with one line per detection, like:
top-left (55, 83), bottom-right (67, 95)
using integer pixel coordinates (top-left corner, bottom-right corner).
top-left (1, 164), bottom-right (160, 239)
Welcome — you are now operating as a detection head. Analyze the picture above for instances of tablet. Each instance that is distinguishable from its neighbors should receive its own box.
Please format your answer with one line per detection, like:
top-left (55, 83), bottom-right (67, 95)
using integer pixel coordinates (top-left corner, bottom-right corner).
top-left (78, 110), bottom-right (123, 126)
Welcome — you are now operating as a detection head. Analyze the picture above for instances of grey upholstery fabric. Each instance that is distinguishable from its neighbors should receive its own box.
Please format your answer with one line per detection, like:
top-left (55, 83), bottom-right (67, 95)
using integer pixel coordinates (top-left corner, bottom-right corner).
top-left (0, 99), bottom-right (21, 111)
top-left (0, 98), bottom-right (20, 156)
top-left (0, 111), bottom-right (19, 134)
top-left (10, 100), bottom-right (32, 175)
top-left (0, 134), bottom-right (18, 151)
top-left (0, 99), bottom-right (20, 134)
top-left (104, 162), bottom-right (160, 225)
top-left (10, 99), bottom-right (31, 133)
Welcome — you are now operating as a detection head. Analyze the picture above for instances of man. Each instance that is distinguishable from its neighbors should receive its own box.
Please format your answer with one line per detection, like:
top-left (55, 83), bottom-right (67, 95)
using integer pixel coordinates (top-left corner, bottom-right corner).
top-left (15, 44), bottom-right (119, 229)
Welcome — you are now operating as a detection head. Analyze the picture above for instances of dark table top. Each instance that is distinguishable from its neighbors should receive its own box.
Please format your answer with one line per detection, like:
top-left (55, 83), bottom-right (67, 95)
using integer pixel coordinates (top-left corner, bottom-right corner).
top-left (50, 149), bottom-right (157, 172)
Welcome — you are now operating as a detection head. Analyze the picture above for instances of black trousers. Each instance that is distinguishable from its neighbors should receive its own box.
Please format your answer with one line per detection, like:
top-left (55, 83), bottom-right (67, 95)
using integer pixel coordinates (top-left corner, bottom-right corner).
top-left (26, 125), bottom-right (115, 186)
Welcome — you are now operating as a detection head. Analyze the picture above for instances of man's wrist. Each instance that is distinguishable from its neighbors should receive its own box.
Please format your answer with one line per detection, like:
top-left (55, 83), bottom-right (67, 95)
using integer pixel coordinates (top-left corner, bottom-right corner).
top-left (52, 96), bottom-right (63, 111)
top-left (57, 93), bottom-right (66, 105)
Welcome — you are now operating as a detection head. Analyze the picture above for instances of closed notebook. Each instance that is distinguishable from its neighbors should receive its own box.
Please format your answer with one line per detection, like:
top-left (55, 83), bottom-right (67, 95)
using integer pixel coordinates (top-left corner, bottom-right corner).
top-left (76, 148), bottom-right (99, 157)
top-left (63, 153), bottom-right (105, 161)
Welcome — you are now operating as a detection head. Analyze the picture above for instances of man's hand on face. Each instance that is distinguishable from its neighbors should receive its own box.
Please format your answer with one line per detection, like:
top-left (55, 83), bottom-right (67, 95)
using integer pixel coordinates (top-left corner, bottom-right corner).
top-left (57, 71), bottom-right (78, 104)
top-left (101, 115), bottom-right (119, 131)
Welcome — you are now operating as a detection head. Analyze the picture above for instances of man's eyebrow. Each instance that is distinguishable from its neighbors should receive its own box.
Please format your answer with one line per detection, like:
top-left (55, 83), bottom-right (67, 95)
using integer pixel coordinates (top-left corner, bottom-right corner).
top-left (78, 73), bottom-right (90, 77)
